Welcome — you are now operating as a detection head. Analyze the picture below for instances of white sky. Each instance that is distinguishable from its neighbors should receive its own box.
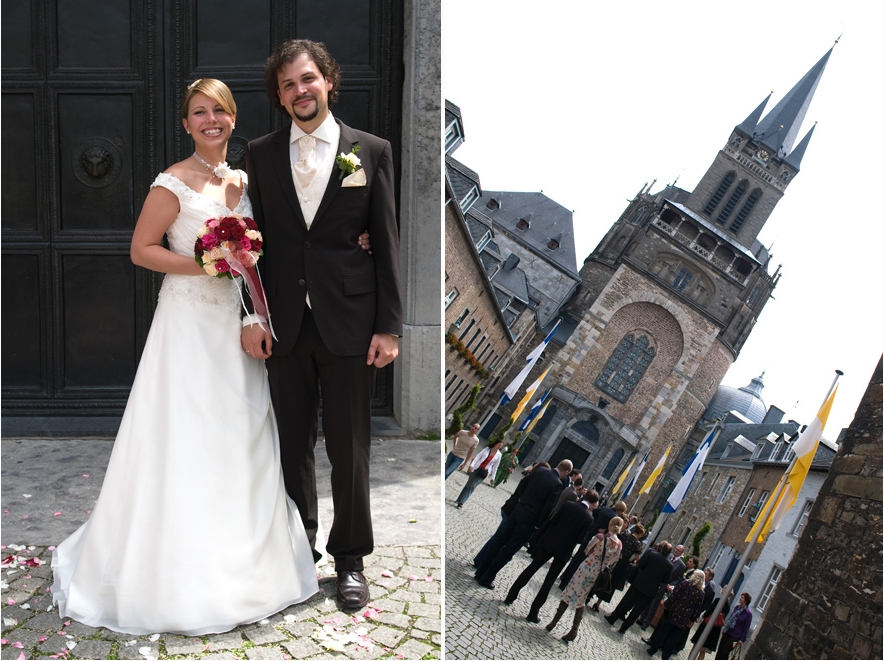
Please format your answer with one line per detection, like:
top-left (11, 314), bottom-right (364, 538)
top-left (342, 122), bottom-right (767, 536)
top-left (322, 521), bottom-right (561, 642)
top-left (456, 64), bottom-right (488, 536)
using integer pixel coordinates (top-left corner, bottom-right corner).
top-left (442, 0), bottom-right (883, 436)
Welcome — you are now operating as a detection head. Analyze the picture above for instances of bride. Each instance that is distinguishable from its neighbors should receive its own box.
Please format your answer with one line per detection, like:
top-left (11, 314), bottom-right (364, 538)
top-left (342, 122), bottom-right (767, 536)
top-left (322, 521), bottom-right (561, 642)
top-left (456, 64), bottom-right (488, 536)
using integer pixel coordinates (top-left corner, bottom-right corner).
top-left (51, 79), bottom-right (367, 635)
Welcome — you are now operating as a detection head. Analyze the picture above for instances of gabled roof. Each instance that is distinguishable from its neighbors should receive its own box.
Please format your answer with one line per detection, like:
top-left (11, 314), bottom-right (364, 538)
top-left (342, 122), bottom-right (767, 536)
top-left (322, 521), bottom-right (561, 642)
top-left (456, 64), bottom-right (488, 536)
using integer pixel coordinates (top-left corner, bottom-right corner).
top-left (445, 155), bottom-right (481, 209)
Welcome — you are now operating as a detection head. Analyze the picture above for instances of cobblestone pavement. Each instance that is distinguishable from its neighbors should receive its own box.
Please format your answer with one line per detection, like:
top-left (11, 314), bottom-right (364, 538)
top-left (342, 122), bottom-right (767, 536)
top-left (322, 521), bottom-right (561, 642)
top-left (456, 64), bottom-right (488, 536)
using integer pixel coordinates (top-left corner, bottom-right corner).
top-left (1, 545), bottom-right (440, 660)
top-left (444, 471), bottom-right (691, 660)
top-left (1, 439), bottom-right (441, 660)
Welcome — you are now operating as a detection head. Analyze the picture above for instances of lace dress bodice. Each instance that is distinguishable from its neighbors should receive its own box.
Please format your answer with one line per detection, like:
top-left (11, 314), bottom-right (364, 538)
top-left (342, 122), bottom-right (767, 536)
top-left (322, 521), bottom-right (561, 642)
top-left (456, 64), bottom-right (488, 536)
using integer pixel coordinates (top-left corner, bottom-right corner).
top-left (151, 172), bottom-right (252, 312)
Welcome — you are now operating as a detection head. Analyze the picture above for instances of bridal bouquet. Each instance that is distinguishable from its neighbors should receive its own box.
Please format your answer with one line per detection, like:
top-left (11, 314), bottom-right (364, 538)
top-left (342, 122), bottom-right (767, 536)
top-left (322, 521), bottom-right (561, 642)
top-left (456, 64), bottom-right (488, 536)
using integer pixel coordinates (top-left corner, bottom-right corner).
top-left (194, 214), bottom-right (262, 278)
top-left (194, 215), bottom-right (275, 338)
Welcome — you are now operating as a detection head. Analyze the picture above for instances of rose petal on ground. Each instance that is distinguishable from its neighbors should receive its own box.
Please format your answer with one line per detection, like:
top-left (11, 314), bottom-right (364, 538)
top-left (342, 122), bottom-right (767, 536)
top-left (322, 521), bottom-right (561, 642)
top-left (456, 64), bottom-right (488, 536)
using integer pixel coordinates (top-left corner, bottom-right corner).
top-left (3, 619), bottom-right (17, 626)
top-left (0, 639), bottom-right (6, 644)
top-left (123, 640), bottom-right (137, 647)
top-left (6, 599), bottom-right (15, 605)
top-left (259, 619), bottom-right (270, 625)
top-left (54, 512), bottom-right (62, 516)
top-left (17, 653), bottom-right (25, 660)
top-left (83, 475), bottom-right (90, 478)
top-left (408, 575), bottom-right (419, 581)
top-left (148, 633), bottom-right (160, 642)
top-left (20, 604), bottom-right (30, 610)
top-left (138, 646), bottom-right (152, 655)
top-left (284, 614), bottom-right (296, 622)
top-left (48, 546), bottom-right (56, 551)
top-left (12, 642), bottom-right (23, 648)
top-left (66, 641), bottom-right (77, 650)
top-left (424, 575), bottom-right (434, 582)
top-left (39, 636), bottom-right (48, 642)
top-left (22, 495), bottom-right (31, 499)
top-left (381, 571), bottom-right (393, 578)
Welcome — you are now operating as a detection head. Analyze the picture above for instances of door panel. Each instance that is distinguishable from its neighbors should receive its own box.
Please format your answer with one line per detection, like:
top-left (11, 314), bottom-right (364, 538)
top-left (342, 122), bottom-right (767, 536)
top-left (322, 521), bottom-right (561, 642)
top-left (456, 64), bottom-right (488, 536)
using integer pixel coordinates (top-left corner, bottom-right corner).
top-left (2, 0), bottom-right (403, 431)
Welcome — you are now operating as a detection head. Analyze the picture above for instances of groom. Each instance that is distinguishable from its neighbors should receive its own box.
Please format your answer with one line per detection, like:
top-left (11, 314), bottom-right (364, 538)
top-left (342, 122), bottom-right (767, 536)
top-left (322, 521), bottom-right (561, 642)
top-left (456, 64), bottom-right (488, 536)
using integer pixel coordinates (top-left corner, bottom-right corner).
top-left (242, 39), bottom-right (403, 610)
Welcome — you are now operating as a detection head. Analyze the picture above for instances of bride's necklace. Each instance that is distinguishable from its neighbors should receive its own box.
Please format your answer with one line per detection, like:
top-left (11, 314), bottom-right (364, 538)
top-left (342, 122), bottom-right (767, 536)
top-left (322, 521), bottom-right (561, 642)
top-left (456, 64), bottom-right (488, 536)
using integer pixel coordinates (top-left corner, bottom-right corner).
top-left (193, 152), bottom-right (232, 179)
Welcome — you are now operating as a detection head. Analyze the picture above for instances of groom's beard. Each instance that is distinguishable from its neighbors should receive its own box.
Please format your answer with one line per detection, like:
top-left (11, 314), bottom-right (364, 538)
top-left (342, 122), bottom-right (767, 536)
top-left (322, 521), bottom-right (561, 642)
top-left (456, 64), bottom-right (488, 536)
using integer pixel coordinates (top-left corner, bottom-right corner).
top-left (292, 95), bottom-right (321, 122)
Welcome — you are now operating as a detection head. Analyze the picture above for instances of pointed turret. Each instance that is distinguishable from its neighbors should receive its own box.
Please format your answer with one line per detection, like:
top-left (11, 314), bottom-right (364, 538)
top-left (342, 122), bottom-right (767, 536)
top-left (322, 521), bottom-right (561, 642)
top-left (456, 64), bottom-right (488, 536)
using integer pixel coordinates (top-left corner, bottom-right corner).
top-left (784, 121), bottom-right (816, 171)
top-left (736, 93), bottom-right (771, 135)
top-left (751, 47), bottom-right (833, 158)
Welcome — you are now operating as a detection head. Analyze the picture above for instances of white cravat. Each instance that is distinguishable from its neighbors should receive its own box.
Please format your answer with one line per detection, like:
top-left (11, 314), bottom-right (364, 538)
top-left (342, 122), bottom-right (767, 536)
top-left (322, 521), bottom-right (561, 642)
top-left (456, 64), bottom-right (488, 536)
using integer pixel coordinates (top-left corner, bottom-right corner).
top-left (294, 135), bottom-right (319, 191)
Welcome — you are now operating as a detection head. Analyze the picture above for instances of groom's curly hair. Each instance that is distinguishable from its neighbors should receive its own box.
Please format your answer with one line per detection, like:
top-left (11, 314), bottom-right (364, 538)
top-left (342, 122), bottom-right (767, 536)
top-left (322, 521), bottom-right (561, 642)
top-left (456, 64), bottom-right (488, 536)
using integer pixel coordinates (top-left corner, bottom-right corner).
top-left (264, 39), bottom-right (341, 115)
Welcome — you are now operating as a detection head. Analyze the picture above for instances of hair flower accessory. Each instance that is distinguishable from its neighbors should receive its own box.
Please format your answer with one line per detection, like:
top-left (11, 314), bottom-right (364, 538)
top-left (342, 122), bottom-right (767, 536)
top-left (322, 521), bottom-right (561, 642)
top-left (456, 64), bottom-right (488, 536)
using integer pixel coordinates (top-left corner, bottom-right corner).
top-left (335, 146), bottom-right (362, 179)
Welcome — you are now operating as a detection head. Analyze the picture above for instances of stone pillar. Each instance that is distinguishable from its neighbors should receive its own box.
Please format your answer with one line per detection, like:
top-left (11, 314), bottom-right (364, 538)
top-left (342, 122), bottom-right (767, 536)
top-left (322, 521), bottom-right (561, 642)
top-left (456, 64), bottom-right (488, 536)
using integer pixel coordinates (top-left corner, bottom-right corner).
top-left (394, 0), bottom-right (441, 434)
top-left (747, 357), bottom-right (883, 660)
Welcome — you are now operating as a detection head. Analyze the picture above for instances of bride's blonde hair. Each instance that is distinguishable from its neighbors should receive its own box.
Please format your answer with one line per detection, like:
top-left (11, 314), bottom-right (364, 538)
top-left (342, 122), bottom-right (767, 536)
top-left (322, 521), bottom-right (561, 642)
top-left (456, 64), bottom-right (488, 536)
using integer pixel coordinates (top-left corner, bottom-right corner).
top-left (180, 78), bottom-right (237, 119)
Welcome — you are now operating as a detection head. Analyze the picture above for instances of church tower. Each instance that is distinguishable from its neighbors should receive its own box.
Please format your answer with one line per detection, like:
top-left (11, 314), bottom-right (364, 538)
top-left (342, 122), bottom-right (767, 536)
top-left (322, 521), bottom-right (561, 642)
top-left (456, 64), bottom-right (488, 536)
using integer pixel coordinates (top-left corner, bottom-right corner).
top-left (515, 48), bottom-right (833, 505)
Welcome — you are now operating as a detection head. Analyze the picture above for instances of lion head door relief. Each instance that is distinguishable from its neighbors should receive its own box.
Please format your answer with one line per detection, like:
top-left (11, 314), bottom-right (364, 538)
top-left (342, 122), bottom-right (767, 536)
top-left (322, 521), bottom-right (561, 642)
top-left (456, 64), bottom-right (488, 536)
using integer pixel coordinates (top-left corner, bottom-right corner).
top-left (72, 137), bottom-right (123, 188)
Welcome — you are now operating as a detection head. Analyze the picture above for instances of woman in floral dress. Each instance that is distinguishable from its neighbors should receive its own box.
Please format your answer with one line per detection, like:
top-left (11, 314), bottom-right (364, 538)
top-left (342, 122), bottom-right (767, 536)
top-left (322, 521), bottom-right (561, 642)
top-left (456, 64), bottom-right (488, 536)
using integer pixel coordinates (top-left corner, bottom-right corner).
top-left (545, 516), bottom-right (623, 642)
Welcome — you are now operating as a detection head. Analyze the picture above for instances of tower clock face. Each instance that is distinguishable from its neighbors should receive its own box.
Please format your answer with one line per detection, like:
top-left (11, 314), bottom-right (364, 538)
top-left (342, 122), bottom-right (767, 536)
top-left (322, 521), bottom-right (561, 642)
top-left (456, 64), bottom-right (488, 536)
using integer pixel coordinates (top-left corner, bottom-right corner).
top-left (755, 148), bottom-right (770, 163)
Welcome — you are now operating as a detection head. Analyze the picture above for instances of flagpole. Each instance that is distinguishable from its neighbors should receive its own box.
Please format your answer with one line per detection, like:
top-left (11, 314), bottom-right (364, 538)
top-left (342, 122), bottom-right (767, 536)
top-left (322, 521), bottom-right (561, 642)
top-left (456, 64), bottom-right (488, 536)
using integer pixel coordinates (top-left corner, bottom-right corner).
top-left (688, 370), bottom-right (843, 659)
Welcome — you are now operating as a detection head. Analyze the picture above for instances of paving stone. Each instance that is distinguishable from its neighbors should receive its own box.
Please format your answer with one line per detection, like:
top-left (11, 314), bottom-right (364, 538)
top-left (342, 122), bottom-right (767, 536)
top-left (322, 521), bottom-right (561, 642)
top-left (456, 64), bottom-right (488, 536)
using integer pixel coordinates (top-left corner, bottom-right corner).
top-left (164, 635), bottom-right (206, 655)
top-left (19, 612), bottom-right (64, 632)
top-left (204, 631), bottom-right (244, 651)
top-left (279, 621), bottom-right (315, 638)
top-left (391, 638), bottom-right (434, 659)
top-left (366, 598), bottom-right (403, 614)
top-left (202, 654), bottom-right (239, 660)
top-left (373, 612), bottom-right (410, 629)
top-left (363, 624), bottom-right (404, 648)
top-left (117, 641), bottom-right (158, 659)
top-left (245, 647), bottom-right (286, 660)
top-left (405, 602), bottom-right (439, 618)
top-left (414, 617), bottom-right (441, 633)
top-left (1, 627), bottom-right (45, 651)
top-left (2, 648), bottom-right (32, 660)
top-left (282, 638), bottom-right (323, 659)
top-left (68, 639), bottom-right (113, 659)
top-left (1, 605), bottom-right (38, 626)
top-left (243, 625), bottom-right (288, 645)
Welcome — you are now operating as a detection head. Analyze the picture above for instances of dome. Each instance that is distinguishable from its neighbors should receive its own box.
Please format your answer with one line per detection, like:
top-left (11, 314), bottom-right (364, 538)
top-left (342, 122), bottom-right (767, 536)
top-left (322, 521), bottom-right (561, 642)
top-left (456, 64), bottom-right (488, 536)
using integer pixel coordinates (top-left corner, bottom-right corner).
top-left (703, 373), bottom-right (767, 424)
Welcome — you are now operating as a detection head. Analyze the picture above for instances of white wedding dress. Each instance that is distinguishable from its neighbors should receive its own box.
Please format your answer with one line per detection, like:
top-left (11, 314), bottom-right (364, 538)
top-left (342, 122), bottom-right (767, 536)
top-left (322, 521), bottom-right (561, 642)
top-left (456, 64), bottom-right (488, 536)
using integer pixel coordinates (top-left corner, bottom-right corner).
top-left (51, 172), bottom-right (319, 635)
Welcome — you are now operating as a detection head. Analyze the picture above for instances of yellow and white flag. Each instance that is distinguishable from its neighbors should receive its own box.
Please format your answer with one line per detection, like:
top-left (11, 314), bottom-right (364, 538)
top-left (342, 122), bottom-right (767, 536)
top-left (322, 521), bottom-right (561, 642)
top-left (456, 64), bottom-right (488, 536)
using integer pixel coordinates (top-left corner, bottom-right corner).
top-left (510, 368), bottom-right (550, 423)
top-left (638, 443), bottom-right (672, 495)
top-left (611, 455), bottom-right (636, 496)
top-left (747, 384), bottom-right (838, 543)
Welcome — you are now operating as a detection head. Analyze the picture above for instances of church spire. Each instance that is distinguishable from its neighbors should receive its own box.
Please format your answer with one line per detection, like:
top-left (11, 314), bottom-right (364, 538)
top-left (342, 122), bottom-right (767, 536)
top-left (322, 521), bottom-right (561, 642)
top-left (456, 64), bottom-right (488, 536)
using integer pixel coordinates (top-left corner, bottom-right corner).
top-left (784, 121), bottom-right (817, 170)
top-left (750, 46), bottom-right (833, 159)
top-left (736, 92), bottom-right (771, 135)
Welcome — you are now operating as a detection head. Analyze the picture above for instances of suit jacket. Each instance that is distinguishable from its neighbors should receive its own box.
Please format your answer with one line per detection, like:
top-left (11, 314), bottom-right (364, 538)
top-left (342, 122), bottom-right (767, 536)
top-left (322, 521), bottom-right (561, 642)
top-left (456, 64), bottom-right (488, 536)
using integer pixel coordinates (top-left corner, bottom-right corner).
top-left (632, 548), bottom-right (674, 597)
top-left (668, 557), bottom-right (686, 583)
top-left (246, 119), bottom-right (403, 356)
top-left (550, 485), bottom-right (579, 518)
top-left (538, 500), bottom-right (593, 560)
top-left (511, 466), bottom-right (563, 526)
top-left (502, 472), bottom-right (530, 516)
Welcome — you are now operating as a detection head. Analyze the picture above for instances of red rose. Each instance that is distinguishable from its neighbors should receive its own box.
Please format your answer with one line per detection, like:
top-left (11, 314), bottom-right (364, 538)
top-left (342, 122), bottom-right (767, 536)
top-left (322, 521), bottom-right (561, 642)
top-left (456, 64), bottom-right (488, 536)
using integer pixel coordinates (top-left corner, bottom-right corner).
top-left (244, 217), bottom-right (258, 230)
top-left (194, 238), bottom-right (204, 256)
top-left (220, 216), bottom-right (238, 227)
top-left (250, 238), bottom-right (262, 250)
top-left (230, 223), bottom-right (245, 239)
top-left (215, 225), bottom-right (231, 239)
top-left (216, 259), bottom-right (230, 272)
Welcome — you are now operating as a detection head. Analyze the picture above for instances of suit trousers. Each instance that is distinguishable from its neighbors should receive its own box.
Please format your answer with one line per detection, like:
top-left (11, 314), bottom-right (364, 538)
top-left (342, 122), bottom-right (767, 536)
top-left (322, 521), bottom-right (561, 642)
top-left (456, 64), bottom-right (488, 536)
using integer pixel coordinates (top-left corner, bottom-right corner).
top-left (504, 548), bottom-right (568, 618)
top-left (266, 308), bottom-right (375, 572)
top-left (475, 518), bottom-right (537, 585)
top-left (559, 536), bottom-right (589, 588)
top-left (607, 584), bottom-right (654, 632)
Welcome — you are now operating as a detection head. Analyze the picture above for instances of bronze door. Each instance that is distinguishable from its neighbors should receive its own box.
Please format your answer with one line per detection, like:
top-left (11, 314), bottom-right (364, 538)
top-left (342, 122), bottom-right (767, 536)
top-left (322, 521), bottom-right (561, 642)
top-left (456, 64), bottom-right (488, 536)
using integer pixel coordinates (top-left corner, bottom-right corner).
top-left (1, 0), bottom-right (403, 434)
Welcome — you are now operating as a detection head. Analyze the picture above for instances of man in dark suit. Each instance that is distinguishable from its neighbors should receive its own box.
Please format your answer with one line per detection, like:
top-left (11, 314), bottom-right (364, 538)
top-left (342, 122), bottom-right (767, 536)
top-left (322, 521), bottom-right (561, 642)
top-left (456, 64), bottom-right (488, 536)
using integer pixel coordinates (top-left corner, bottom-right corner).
top-left (473, 461), bottom-right (572, 588)
top-left (242, 39), bottom-right (402, 610)
top-left (505, 498), bottom-right (595, 622)
top-left (605, 541), bottom-right (673, 634)
top-left (558, 497), bottom-right (623, 588)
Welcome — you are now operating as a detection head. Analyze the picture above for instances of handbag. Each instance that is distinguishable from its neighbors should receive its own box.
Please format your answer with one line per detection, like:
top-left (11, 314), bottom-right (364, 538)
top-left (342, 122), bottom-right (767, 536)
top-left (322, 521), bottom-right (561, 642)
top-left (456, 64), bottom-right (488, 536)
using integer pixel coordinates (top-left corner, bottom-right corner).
top-left (474, 467), bottom-right (489, 479)
top-left (714, 612), bottom-right (726, 627)
top-left (625, 561), bottom-right (639, 583)
top-left (589, 535), bottom-right (613, 598)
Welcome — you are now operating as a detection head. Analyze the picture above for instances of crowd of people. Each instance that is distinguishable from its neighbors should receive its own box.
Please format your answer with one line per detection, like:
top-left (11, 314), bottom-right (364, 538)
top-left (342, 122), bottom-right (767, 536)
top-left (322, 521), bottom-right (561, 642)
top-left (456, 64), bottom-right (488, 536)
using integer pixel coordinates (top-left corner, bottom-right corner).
top-left (450, 427), bottom-right (754, 659)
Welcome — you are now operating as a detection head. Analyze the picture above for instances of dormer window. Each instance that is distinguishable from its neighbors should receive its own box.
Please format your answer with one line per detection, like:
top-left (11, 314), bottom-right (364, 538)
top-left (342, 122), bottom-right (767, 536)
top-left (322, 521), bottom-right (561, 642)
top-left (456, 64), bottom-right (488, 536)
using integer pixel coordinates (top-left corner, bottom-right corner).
top-left (485, 198), bottom-right (500, 211)
top-left (516, 218), bottom-right (530, 231)
top-left (547, 239), bottom-right (559, 250)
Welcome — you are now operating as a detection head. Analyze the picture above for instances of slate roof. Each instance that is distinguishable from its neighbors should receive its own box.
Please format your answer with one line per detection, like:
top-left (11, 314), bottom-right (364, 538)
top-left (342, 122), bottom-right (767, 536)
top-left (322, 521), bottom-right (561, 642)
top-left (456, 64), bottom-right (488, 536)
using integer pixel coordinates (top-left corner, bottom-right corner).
top-left (477, 190), bottom-right (580, 277)
top-left (445, 155), bottom-right (480, 210)
top-left (703, 374), bottom-right (768, 424)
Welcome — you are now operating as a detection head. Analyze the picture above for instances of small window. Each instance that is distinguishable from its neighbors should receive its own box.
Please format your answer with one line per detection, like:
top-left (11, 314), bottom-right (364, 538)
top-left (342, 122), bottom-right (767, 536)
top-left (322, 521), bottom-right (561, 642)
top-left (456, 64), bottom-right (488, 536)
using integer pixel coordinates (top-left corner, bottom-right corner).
top-left (729, 189), bottom-right (760, 234)
top-left (452, 308), bottom-right (469, 329)
top-left (475, 230), bottom-right (492, 253)
top-left (445, 287), bottom-right (459, 309)
top-left (672, 267), bottom-right (693, 292)
top-left (791, 500), bottom-right (814, 536)
top-left (756, 566), bottom-right (783, 612)
top-left (716, 180), bottom-right (747, 224)
top-left (693, 471), bottom-right (707, 495)
top-left (717, 476), bottom-right (736, 503)
top-left (485, 198), bottom-right (500, 211)
top-left (738, 488), bottom-right (756, 517)
top-left (749, 490), bottom-right (770, 522)
top-left (595, 334), bottom-right (656, 403)
top-left (547, 238), bottom-right (559, 250)
top-left (704, 172), bottom-right (735, 216)
top-left (516, 218), bottom-right (530, 230)
top-left (707, 473), bottom-right (720, 495)
top-left (461, 186), bottom-right (479, 211)
top-left (630, 206), bottom-right (647, 225)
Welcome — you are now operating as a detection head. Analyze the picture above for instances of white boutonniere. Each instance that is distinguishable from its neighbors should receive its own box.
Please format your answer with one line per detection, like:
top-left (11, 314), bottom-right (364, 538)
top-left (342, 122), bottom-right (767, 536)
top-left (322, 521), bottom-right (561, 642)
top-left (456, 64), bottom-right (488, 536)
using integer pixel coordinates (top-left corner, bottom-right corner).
top-left (335, 146), bottom-right (362, 179)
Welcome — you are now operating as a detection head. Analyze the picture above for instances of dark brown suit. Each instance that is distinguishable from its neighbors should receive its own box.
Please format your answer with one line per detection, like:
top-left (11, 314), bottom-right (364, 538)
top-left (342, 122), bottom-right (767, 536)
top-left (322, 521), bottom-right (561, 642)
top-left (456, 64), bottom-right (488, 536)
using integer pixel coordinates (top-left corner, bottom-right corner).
top-left (246, 119), bottom-right (402, 572)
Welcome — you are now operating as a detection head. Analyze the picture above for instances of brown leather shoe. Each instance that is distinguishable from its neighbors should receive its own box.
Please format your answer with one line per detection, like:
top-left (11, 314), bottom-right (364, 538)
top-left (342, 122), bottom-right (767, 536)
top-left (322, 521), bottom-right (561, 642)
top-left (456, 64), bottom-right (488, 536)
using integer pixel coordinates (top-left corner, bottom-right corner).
top-left (336, 571), bottom-right (370, 610)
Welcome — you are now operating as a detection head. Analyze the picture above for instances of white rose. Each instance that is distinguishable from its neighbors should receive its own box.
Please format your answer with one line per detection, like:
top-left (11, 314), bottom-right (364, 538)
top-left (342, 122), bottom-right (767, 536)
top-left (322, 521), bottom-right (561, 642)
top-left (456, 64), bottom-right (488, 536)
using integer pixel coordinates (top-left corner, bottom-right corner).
top-left (204, 263), bottom-right (218, 277)
top-left (214, 164), bottom-right (233, 179)
top-left (245, 230), bottom-right (260, 240)
top-left (340, 152), bottom-right (361, 168)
